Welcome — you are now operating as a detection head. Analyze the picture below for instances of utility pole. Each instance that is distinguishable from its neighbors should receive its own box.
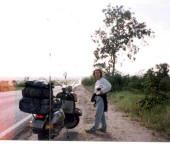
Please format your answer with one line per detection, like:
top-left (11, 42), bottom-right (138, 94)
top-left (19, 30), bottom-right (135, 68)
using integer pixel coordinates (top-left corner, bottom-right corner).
top-left (49, 52), bottom-right (52, 140)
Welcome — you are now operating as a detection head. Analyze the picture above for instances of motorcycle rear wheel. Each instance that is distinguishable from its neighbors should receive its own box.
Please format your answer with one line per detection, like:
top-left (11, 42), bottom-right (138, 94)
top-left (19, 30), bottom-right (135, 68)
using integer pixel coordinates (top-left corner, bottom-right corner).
top-left (38, 130), bottom-right (49, 140)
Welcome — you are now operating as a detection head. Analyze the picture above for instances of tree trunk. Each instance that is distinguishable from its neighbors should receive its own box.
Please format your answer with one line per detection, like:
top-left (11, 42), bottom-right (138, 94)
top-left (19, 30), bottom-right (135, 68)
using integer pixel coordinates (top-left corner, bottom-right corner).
top-left (110, 53), bottom-right (116, 76)
top-left (112, 56), bottom-right (116, 76)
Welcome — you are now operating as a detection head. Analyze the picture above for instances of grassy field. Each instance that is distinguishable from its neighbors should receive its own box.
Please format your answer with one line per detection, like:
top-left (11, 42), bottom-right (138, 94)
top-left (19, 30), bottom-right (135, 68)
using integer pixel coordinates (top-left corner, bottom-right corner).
top-left (15, 86), bottom-right (24, 91)
top-left (84, 85), bottom-right (170, 136)
top-left (109, 91), bottom-right (170, 134)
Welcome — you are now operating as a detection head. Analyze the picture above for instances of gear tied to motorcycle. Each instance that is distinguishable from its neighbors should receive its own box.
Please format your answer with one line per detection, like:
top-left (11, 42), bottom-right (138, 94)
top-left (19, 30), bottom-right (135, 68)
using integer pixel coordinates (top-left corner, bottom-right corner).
top-left (19, 80), bottom-right (82, 140)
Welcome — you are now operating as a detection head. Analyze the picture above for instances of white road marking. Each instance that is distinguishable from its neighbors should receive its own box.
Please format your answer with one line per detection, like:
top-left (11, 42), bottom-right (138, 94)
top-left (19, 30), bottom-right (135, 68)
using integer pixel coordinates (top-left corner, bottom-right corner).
top-left (0, 115), bottom-right (32, 139)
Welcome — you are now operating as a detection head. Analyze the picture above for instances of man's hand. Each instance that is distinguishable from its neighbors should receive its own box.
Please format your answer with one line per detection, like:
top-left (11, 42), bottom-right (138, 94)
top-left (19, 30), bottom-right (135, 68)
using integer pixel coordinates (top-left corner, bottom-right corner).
top-left (91, 93), bottom-right (96, 102)
top-left (100, 91), bottom-right (103, 95)
top-left (93, 101), bottom-right (96, 107)
top-left (96, 90), bottom-right (103, 95)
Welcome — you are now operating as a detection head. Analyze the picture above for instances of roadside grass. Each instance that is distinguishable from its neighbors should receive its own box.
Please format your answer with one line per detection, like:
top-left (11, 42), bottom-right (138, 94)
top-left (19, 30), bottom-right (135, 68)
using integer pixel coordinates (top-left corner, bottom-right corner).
top-left (109, 90), bottom-right (144, 114)
top-left (109, 90), bottom-right (170, 136)
top-left (15, 81), bottom-right (25, 91)
top-left (83, 85), bottom-right (170, 137)
top-left (15, 86), bottom-right (24, 91)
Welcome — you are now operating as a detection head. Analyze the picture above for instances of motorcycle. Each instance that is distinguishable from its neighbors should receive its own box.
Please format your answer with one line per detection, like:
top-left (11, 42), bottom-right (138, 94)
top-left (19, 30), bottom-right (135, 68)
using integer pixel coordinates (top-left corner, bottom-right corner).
top-left (29, 83), bottom-right (82, 140)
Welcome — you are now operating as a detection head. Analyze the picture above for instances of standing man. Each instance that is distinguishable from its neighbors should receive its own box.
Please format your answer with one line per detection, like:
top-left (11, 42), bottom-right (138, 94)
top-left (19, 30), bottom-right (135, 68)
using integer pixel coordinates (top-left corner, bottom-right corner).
top-left (86, 69), bottom-right (112, 133)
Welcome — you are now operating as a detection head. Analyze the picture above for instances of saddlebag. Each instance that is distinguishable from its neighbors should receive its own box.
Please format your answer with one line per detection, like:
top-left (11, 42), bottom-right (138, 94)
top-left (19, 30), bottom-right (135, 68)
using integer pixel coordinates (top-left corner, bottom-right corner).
top-left (19, 97), bottom-right (50, 114)
top-left (61, 93), bottom-right (75, 114)
top-left (61, 100), bottom-right (74, 114)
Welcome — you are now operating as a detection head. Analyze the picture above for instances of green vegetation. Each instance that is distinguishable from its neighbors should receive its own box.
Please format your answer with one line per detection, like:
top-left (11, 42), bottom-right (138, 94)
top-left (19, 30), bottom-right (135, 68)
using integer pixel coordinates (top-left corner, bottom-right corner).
top-left (82, 63), bottom-right (170, 136)
top-left (109, 91), bottom-right (170, 135)
top-left (15, 81), bottom-right (25, 90)
top-left (81, 76), bottom-right (96, 87)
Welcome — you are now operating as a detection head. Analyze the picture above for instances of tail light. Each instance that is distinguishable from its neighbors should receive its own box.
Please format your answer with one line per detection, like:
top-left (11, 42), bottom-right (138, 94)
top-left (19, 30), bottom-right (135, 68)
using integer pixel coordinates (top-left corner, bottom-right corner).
top-left (36, 114), bottom-right (45, 119)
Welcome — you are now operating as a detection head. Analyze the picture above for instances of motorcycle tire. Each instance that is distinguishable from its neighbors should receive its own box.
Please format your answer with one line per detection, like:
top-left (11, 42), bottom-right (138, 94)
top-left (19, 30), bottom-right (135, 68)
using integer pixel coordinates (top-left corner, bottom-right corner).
top-left (38, 130), bottom-right (50, 140)
top-left (64, 114), bottom-right (80, 129)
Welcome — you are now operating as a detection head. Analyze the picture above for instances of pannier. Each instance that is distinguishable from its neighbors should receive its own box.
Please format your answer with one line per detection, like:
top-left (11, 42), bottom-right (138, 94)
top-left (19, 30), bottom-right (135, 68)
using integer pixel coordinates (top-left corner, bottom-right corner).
top-left (61, 93), bottom-right (75, 114)
top-left (19, 97), bottom-right (50, 114)
top-left (19, 80), bottom-right (53, 114)
top-left (22, 87), bottom-right (51, 99)
top-left (61, 100), bottom-right (74, 114)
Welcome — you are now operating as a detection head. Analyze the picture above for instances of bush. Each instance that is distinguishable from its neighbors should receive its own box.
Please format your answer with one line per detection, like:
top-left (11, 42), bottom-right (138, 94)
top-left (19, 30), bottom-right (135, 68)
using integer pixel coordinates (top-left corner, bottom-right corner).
top-left (105, 73), bottom-right (123, 91)
top-left (105, 74), bottom-right (144, 91)
top-left (128, 76), bottom-right (144, 90)
top-left (159, 77), bottom-right (170, 91)
top-left (121, 75), bottom-right (130, 88)
top-left (82, 76), bottom-right (96, 86)
top-left (138, 63), bottom-right (170, 110)
top-left (137, 92), bottom-right (168, 110)
top-left (16, 81), bottom-right (25, 87)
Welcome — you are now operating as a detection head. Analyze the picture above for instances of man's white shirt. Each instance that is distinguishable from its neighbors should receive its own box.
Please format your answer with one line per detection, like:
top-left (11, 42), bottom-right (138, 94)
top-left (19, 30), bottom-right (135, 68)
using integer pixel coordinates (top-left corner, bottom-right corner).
top-left (94, 77), bottom-right (112, 94)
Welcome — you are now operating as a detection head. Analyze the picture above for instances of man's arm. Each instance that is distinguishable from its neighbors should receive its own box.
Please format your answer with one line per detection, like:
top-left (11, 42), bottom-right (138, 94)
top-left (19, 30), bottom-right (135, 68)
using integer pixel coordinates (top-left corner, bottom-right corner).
top-left (101, 78), bottom-right (112, 94)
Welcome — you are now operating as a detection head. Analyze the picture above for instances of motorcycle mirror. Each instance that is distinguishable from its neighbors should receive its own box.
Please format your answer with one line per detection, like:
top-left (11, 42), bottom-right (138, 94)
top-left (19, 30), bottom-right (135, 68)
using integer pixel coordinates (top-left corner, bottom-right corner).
top-left (68, 86), bottom-right (72, 92)
top-left (62, 87), bottom-right (66, 93)
top-left (63, 72), bottom-right (67, 80)
top-left (63, 72), bottom-right (67, 85)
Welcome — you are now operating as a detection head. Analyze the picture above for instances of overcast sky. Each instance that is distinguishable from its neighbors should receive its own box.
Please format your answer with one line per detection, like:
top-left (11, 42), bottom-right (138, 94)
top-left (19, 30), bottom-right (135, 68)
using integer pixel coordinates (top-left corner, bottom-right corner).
top-left (0, 0), bottom-right (169, 80)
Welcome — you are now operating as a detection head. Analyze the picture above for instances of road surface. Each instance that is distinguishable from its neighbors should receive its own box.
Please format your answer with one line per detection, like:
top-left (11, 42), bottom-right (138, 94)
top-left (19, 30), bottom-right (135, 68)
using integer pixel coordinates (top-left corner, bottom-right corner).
top-left (0, 90), bottom-right (30, 139)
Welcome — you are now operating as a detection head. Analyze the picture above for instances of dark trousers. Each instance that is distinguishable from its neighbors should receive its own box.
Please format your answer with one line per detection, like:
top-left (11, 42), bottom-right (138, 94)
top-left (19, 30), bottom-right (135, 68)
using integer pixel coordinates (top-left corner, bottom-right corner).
top-left (91, 93), bottom-right (108, 112)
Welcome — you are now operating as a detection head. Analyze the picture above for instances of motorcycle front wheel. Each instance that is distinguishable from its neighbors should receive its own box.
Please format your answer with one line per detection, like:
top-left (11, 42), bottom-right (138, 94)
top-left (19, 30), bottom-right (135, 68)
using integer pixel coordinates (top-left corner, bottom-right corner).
top-left (64, 114), bottom-right (80, 129)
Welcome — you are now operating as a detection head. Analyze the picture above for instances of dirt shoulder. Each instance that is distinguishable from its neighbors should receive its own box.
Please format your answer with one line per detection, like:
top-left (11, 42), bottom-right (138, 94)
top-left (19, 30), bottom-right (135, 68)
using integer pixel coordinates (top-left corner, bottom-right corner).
top-left (27, 85), bottom-right (169, 141)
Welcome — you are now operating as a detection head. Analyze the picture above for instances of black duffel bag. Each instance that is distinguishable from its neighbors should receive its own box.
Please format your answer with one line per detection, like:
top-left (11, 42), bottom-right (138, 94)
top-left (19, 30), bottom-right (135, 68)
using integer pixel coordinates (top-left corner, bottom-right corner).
top-left (19, 97), bottom-right (50, 114)
top-left (25, 80), bottom-right (54, 89)
top-left (19, 80), bottom-right (54, 114)
top-left (22, 80), bottom-right (53, 99)
top-left (22, 87), bottom-right (52, 99)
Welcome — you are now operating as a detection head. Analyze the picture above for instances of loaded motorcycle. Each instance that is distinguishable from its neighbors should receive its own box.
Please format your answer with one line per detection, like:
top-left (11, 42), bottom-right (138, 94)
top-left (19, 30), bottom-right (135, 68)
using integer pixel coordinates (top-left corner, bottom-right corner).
top-left (19, 80), bottom-right (82, 140)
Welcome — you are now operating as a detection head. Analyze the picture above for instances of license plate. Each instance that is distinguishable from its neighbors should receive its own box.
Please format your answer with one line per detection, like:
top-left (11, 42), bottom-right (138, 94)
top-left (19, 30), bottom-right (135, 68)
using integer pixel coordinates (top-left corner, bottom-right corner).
top-left (32, 119), bottom-right (46, 129)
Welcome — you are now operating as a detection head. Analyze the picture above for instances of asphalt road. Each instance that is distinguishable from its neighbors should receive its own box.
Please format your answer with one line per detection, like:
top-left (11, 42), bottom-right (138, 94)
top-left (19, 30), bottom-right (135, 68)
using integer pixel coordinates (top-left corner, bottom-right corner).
top-left (0, 91), bottom-right (29, 135)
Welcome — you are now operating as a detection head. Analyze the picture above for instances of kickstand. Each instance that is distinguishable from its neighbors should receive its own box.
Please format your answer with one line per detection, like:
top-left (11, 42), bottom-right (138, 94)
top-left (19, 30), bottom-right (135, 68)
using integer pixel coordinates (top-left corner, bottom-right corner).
top-left (66, 129), bottom-right (69, 139)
